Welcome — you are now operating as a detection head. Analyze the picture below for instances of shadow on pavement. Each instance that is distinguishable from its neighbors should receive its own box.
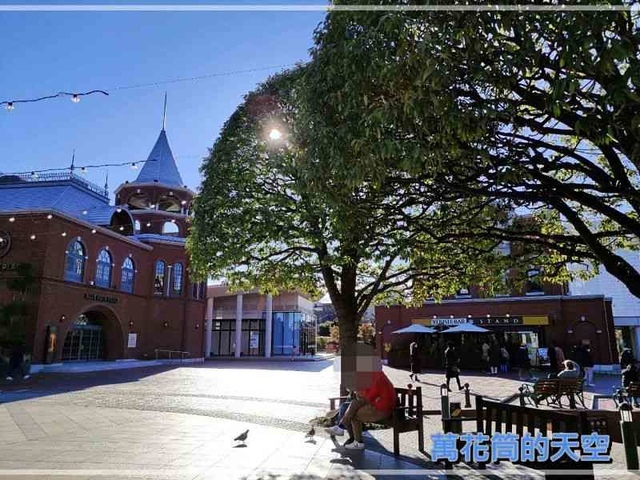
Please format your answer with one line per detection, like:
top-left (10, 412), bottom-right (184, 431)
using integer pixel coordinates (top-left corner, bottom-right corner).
top-left (0, 364), bottom-right (180, 404)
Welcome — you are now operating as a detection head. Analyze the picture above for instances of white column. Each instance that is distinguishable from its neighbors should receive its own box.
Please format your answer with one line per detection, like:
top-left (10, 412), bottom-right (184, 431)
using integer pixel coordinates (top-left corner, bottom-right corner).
top-left (205, 297), bottom-right (213, 358)
top-left (235, 294), bottom-right (243, 358)
top-left (634, 326), bottom-right (640, 360)
top-left (165, 265), bottom-right (172, 297)
top-left (265, 294), bottom-right (273, 358)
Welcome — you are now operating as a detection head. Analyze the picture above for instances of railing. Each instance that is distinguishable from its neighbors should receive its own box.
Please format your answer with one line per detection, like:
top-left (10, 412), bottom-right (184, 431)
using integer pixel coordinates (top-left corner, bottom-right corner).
top-left (7, 171), bottom-right (109, 198)
top-left (155, 349), bottom-right (191, 362)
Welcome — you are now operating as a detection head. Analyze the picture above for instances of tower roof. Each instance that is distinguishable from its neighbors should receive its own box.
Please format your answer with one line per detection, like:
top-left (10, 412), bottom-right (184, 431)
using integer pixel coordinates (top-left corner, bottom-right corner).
top-left (135, 129), bottom-right (184, 187)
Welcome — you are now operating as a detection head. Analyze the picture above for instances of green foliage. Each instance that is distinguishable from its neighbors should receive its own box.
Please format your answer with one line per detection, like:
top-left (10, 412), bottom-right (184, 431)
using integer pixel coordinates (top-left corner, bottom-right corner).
top-left (303, 0), bottom-right (640, 297)
top-left (0, 263), bottom-right (35, 346)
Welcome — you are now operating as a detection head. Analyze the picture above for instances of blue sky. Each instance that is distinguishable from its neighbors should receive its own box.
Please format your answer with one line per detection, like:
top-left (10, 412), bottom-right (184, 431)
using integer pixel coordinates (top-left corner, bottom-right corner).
top-left (0, 5), bottom-right (326, 195)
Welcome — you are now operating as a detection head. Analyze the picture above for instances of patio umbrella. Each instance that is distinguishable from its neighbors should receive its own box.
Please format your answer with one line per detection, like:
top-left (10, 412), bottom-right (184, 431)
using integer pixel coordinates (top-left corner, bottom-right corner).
top-left (441, 323), bottom-right (490, 333)
top-left (391, 324), bottom-right (436, 334)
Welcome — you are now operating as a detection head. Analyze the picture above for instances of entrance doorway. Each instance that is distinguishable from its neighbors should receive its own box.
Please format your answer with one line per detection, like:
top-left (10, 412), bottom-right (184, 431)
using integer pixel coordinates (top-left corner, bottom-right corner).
top-left (61, 314), bottom-right (105, 361)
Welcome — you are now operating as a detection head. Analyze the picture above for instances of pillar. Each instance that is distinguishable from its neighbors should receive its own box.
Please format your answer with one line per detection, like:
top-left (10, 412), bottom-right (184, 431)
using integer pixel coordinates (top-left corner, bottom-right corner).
top-left (165, 265), bottom-right (172, 297)
top-left (205, 297), bottom-right (213, 357)
top-left (265, 294), bottom-right (273, 358)
top-left (635, 326), bottom-right (640, 360)
top-left (235, 294), bottom-right (243, 358)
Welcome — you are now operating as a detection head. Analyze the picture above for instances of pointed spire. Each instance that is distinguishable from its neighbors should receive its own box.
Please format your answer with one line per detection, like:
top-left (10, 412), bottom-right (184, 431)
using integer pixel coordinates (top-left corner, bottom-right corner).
top-left (134, 129), bottom-right (184, 187)
top-left (104, 170), bottom-right (109, 191)
top-left (162, 92), bottom-right (167, 131)
top-left (70, 149), bottom-right (76, 173)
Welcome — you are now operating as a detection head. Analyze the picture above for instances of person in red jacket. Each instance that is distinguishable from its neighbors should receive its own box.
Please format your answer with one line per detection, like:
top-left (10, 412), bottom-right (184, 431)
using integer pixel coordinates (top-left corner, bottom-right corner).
top-left (325, 344), bottom-right (396, 450)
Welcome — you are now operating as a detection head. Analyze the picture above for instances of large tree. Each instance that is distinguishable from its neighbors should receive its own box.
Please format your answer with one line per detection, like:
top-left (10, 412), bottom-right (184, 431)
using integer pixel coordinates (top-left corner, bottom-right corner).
top-left (188, 68), bottom-right (528, 393)
top-left (305, 0), bottom-right (640, 297)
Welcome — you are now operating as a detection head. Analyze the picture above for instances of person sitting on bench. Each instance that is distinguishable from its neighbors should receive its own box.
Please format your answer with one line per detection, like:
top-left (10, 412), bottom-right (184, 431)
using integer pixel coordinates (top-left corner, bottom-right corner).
top-left (325, 344), bottom-right (396, 450)
top-left (557, 359), bottom-right (580, 379)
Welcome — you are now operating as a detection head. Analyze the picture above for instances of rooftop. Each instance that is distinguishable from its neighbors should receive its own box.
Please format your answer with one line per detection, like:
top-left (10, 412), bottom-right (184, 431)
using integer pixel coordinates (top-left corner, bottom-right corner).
top-left (133, 129), bottom-right (184, 187)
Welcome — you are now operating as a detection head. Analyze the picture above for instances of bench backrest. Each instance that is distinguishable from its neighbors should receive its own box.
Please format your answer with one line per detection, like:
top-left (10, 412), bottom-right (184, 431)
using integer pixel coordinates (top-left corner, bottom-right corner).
top-left (476, 395), bottom-right (607, 437)
top-left (394, 387), bottom-right (422, 417)
top-left (557, 378), bottom-right (584, 394)
top-left (533, 379), bottom-right (559, 395)
top-left (627, 382), bottom-right (640, 395)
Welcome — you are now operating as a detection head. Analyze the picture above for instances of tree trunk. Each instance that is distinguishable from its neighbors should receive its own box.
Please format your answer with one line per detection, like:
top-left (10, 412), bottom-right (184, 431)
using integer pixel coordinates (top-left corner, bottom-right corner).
top-left (337, 308), bottom-right (359, 396)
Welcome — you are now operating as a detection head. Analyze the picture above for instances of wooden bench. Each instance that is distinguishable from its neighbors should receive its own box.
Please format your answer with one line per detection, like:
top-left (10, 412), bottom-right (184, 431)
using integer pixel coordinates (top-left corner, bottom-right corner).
top-left (613, 381), bottom-right (640, 408)
top-left (329, 386), bottom-right (424, 456)
top-left (519, 378), bottom-right (586, 409)
top-left (474, 396), bottom-right (611, 478)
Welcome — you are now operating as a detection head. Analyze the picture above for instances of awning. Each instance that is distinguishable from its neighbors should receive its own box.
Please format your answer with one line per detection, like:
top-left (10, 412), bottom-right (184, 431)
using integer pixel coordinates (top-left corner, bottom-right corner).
top-left (441, 323), bottom-right (490, 333)
top-left (392, 324), bottom-right (437, 334)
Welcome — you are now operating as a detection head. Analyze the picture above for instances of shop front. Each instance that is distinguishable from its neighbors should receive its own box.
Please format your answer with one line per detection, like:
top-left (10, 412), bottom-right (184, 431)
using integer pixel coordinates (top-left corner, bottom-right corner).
top-left (376, 295), bottom-right (617, 370)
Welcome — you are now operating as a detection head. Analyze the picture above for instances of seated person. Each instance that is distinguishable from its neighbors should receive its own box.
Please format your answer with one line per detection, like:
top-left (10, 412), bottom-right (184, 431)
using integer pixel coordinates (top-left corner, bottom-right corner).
top-left (325, 344), bottom-right (396, 450)
top-left (557, 359), bottom-right (581, 378)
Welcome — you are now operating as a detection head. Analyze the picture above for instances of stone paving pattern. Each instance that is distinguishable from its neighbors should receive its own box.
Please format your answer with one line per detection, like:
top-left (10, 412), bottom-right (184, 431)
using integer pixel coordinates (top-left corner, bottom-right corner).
top-left (0, 360), bottom-right (634, 479)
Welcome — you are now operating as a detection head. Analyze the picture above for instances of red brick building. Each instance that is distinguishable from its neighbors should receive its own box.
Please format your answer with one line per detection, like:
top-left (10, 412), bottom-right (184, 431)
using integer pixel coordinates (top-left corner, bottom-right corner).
top-left (376, 277), bottom-right (618, 372)
top-left (0, 126), bottom-right (206, 366)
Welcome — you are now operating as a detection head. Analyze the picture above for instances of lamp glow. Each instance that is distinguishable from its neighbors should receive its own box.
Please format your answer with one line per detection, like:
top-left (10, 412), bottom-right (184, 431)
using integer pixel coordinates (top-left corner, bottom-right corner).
top-left (5, 102), bottom-right (14, 111)
top-left (71, 94), bottom-right (80, 103)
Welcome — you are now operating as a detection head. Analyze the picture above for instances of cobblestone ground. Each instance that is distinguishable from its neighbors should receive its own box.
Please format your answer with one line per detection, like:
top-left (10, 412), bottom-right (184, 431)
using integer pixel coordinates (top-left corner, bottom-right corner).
top-left (0, 360), bottom-right (632, 479)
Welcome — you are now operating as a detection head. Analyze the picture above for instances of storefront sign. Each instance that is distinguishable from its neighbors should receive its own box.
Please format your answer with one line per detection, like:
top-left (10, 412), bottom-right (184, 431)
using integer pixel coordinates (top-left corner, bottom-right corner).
top-left (431, 318), bottom-right (468, 326)
top-left (250, 331), bottom-right (259, 349)
top-left (84, 292), bottom-right (119, 304)
top-left (127, 333), bottom-right (137, 348)
top-left (416, 315), bottom-right (549, 327)
top-left (0, 231), bottom-right (11, 258)
top-left (472, 316), bottom-right (523, 326)
top-left (0, 262), bottom-right (20, 272)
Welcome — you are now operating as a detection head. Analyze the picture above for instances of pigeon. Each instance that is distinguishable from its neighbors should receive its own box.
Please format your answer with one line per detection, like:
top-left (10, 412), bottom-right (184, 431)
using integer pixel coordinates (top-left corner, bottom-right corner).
top-left (305, 427), bottom-right (315, 439)
top-left (234, 429), bottom-right (249, 445)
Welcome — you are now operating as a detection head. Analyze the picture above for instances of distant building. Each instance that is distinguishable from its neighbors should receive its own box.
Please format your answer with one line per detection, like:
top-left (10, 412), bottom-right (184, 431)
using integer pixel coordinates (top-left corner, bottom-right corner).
top-left (205, 285), bottom-right (317, 357)
top-left (569, 250), bottom-right (640, 361)
top-left (0, 124), bottom-right (206, 366)
top-left (376, 243), bottom-right (618, 371)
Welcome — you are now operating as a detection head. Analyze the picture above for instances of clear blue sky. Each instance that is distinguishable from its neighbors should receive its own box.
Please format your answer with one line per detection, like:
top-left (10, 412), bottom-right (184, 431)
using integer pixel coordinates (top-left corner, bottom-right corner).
top-left (0, 5), bottom-right (326, 196)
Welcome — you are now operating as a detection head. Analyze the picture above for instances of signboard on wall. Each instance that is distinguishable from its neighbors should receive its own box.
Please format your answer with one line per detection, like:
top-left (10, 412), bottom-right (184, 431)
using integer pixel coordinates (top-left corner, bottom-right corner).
top-left (127, 333), bottom-right (137, 348)
top-left (415, 315), bottom-right (549, 327)
top-left (250, 331), bottom-right (259, 349)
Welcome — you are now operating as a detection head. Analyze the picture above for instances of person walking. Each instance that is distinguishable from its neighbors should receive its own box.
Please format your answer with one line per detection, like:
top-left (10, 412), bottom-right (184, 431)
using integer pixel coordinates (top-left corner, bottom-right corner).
top-left (499, 345), bottom-right (510, 373)
top-left (481, 341), bottom-right (490, 374)
top-left (620, 347), bottom-right (635, 370)
top-left (444, 342), bottom-right (463, 391)
top-left (5, 345), bottom-right (29, 381)
top-left (582, 345), bottom-right (595, 386)
top-left (409, 340), bottom-right (421, 382)
top-left (489, 343), bottom-right (500, 375)
top-left (517, 343), bottom-right (531, 380)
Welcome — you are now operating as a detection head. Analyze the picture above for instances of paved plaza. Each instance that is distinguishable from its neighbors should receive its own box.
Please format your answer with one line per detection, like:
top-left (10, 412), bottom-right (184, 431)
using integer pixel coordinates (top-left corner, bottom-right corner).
top-left (0, 360), bottom-right (636, 479)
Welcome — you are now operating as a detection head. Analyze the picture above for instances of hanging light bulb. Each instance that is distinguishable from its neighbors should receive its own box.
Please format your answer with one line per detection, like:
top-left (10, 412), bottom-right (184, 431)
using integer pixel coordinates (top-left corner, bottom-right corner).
top-left (8, 217), bottom-right (15, 222)
top-left (131, 163), bottom-right (138, 170)
top-left (119, 226), bottom-right (124, 231)
top-left (80, 167), bottom-right (87, 175)
top-left (30, 234), bottom-right (36, 240)
top-left (47, 214), bottom-right (53, 220)
top-left (116, 207), bottom-right (122, 213)
top-left (71, 94), bottom-right (80, 103)
top-left (5, 102), bottom-right (14, 111)
top-left (91, 229), bottom-right (97, 234)
top-left (146, 222), bottom-right (151, 227)
top-left (82, 210), bottom-right (88, 215)
top-left (61, 232), bottom-right (67, 237)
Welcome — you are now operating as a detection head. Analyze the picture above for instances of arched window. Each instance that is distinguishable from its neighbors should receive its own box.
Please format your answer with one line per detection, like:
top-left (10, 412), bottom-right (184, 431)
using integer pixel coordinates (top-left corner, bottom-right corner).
top-left (95, 249), bottom-right (113, 288)
top-left (172, 263), bottom-right (183, 295)
top-left (121, 257), bottom-right (135, 293)
top-left (154, 260), bottom-right (165, 295)
top-left (162, 221), bottom-right (180, 236)
top-left (64, 240), bottom-right (85, 283)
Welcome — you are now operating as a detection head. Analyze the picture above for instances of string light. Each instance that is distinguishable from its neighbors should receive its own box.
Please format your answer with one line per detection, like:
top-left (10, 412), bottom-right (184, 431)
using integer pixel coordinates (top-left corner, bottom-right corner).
top-left (61, 232), bottom-right (67, 237)
top-left (8, 217), bottom-right (15, 222)
top-left (30, 234), bottom-right (36, 240)
top-left (0, 90), bottom-right (108, 110)
top-left (4, 158), bottom-right (157, 178)
top-left (131, 163), bottom-right (138, 170)
top-left (0, 64), bottom-right (295, 111)
top-left (47, 214), bottom-right (53, 219)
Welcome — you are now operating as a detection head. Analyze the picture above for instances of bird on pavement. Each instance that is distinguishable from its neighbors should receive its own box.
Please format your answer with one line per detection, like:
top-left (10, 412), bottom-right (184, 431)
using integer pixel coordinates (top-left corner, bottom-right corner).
top-left (305, 427), bottom-right (315, 440)
top-left (234, 429), bottom-right (249, 445)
